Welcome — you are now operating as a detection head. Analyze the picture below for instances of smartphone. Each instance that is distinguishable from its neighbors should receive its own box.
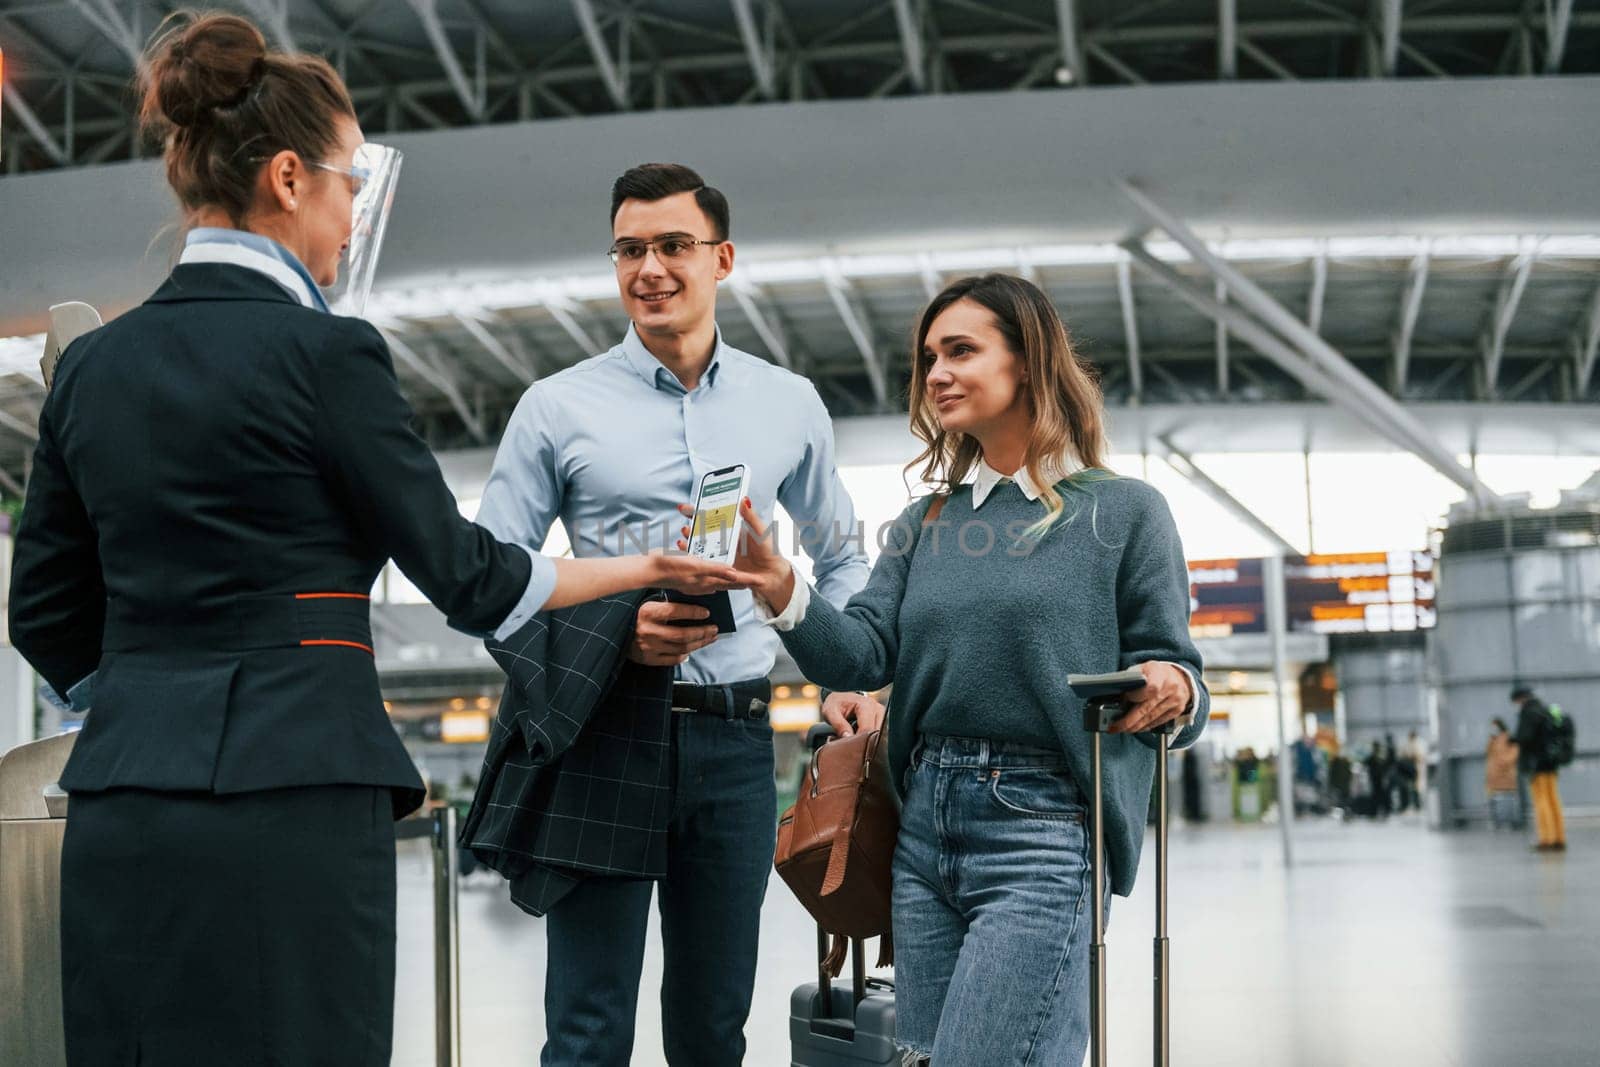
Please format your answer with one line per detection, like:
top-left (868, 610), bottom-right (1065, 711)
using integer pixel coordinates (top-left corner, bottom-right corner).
top-left (687, 464), bottom-right (750, 566)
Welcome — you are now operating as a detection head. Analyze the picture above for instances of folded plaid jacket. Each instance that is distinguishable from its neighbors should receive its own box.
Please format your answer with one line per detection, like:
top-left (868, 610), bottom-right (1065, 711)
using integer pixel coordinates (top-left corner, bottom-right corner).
top-left (458, 592), bottom-right (673, 916)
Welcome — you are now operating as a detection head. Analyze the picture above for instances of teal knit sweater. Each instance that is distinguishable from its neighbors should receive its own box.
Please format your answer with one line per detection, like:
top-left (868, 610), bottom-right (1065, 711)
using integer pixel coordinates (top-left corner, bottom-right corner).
top-left (778, 474), bottom-right (1209, 897)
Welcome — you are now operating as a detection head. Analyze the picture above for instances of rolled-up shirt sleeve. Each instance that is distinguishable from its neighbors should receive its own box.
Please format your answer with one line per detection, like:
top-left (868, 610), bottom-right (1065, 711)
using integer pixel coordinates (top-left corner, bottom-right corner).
top-left (491, 547), bottom-right (559, 641)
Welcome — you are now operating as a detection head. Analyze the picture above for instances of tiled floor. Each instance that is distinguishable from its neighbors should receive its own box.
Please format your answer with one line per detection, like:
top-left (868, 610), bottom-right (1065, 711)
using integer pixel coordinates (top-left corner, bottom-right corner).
top-left (393, 815), bottom-right (1599, 1066)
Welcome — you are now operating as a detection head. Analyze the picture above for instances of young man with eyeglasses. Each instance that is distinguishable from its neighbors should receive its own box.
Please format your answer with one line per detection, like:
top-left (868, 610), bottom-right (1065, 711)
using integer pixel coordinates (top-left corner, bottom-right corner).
top-left (475, 163), bottom-right (881, 1065)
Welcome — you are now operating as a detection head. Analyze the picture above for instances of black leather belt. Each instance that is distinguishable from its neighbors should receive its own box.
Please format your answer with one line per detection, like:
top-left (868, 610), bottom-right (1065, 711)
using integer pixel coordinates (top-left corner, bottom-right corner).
top-left (670, 678), bottom-right (772, 720)
top-left (101, 592), bottom-right (374, 656)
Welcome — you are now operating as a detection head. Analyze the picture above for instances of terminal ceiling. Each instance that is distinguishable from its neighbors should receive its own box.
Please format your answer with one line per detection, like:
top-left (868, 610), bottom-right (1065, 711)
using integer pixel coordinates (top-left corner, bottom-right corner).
top-left (0, 2), bottom-right (1597, 491)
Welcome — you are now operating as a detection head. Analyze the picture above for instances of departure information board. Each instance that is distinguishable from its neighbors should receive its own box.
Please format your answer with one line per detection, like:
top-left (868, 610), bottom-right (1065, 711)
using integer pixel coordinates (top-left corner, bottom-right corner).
top-left (1188, 551), bottom-right (1436, 638)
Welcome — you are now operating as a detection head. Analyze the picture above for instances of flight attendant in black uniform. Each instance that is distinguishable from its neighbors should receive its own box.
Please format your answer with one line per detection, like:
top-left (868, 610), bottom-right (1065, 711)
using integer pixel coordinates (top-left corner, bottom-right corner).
top-left (7, 13), bottom-right (744, 1066)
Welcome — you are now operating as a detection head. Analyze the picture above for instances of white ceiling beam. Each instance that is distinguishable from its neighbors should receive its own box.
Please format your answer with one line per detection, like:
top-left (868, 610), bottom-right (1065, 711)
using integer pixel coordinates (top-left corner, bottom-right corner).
top-left (570, 0), bottom-right (630, 109)
top-left (1122, 241), bottom-right (1342, 400)
top-left (1158, 435), bottom-right (1299, 555)
top-left (1215, 280), bottom-right (1230, 393)
top-left (822, 263), bottom-right (888, 408)
top-left (3, 82), bottom-right (69, 165)
top-left (1391, 244), bottom-right (1430, 392)
top-left (890, 0), bottom-right (928, 92)
top-left (1546, 0), bottom-right (1575, 74)
top-left (541, 295), bottom-right (603, 355)
top-left (728, 281), bottom-right (794, 370)
top-left (239, 0), bottom-right (297, 52)
top-left (1218, 0), bottom-right (1238, 78)
top-left (62, 0), bottom-right (142, 67)
top-left (916, 253), bottom-right (943, 301)
top-left (1055, 0), bottom-right (1088, 85)
top-left (406, 0), bottom-right (486, 122)
top-left (1086, 43), bottom-right (1145, 85)
top-left (1014, 247), bottom-right (1039, 285)
top-left (728, 0), bottom-right (777, 99)
top-left (1574, 280), bottom-right (1600, 394)
top-left (1115, 254), bottom-right (1143, 400)
top-left (1380, 0), bottom-right (1403, 77)
top-left (0, 406), bottom-right (41, 443)
top-left (1481, 243), bottom-right (1535, 390)
top-left (1238, 38), bottom-right (1296, 80)
top-left (453, 312), bottom-right (536, 384)
top-left (1307, 244), bottom-right (1328, 336)
top-left (382, 331), bottom-right (488, 444)
top-left (1119, 183), bottom-right (1495, 504)
top-left (1399, 40), bottom-right (1450, 78)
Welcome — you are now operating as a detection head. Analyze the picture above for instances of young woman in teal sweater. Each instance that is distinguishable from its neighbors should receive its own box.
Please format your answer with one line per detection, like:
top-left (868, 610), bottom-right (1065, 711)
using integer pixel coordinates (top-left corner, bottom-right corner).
top-left (732, 274), bottom-right (1209, 1065)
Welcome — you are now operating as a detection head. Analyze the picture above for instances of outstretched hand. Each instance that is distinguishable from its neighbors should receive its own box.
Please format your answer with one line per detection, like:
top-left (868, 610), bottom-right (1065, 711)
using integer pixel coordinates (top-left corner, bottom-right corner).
top-left (674, 499), bottom-right (795, 614)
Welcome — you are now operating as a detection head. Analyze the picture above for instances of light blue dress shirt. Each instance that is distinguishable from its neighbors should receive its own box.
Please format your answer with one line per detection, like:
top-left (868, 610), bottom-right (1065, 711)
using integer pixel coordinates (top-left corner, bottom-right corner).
top-left (476, 324), bottom-right (872, 686)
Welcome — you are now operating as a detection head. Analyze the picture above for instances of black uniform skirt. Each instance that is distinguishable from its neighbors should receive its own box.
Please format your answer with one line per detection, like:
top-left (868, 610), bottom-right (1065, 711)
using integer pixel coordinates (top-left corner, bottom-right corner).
top-left (59, 785), bottom-right (396, 1067)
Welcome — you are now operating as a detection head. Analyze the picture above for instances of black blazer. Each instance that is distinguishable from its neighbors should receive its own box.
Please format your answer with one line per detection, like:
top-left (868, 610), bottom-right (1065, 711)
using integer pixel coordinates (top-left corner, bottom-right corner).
top-left (9, 264), bottom-right (533, 816)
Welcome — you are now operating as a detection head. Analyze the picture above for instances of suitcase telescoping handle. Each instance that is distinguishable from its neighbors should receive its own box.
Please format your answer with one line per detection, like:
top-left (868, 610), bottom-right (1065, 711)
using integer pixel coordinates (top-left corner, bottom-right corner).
top-left (1070, 669), bottom-right (1194, 1067)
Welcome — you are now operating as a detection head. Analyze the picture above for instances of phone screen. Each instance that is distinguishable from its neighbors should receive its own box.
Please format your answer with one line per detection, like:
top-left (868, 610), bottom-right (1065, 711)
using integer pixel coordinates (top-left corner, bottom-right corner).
top-left (689, 465), bottom-right (748, 565)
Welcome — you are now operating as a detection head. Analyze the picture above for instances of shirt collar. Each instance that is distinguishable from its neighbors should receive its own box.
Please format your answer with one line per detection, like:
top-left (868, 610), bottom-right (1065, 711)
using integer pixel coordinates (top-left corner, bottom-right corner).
top-left (179, 228), bottom-right (329, 313)
top-left (971, 452), bottom-right (1083, 509)
top-left (620, 323), bottom-right (727, 394)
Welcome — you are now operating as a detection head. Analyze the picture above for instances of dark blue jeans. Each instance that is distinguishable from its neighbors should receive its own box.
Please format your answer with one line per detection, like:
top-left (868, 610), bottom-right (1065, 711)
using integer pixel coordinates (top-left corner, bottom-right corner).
top-left (540, 708), bottom-right (777, 1066)
top-left (892, 734), bottom-right (1107, 1066)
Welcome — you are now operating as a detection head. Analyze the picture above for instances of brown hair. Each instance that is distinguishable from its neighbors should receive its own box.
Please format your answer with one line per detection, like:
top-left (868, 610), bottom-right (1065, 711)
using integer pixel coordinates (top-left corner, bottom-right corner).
top-left (610, 163), bottom-right (731, 240)
top-left (907, 273), bottom-right (1112, 536)
top-left (139, 11), bottom-right (355, 225)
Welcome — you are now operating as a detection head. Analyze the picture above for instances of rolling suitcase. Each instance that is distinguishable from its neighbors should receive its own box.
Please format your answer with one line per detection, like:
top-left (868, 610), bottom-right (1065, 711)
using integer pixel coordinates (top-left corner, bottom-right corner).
top-left (787, 723), bottom-right (898, 1065)
top-left (1072, 669), bottom-right (1193, 1067)
top-left (789, 931), bottom-right (897, 1066)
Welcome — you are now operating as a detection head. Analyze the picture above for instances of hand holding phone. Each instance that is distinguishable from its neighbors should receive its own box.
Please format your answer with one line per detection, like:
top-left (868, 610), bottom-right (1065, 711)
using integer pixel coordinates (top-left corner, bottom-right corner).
top-left (664, 465), bottom-right (750, 636)
top-left (686, 465), bottom-right (750, 566)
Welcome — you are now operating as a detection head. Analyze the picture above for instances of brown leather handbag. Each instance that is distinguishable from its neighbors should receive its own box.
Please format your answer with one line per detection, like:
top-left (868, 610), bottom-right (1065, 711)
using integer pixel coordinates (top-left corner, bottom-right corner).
top-left (774, 496), bottom-right (945, 976)
top-left (775, 725), bottom-right (900, 976)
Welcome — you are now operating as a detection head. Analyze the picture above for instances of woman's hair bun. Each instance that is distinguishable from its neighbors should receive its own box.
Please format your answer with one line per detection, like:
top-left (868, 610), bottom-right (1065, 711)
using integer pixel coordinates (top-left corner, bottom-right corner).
top-left (145, 12), bottom-right (269, 129)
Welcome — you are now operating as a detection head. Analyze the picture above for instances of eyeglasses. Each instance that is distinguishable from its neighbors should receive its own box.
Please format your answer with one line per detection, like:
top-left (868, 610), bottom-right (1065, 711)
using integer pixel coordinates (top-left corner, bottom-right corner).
top-left (309, 159), bottom-right (371, 197)
top-left (247, 156), bottom-right (372, 197)
top-left (607, 234), bottom-right (723, 267)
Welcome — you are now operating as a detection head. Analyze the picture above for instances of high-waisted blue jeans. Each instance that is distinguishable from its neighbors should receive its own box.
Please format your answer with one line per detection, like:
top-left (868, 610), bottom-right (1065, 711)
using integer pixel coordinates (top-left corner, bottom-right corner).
top-left (892, 733), bottom-right (1107, 1065)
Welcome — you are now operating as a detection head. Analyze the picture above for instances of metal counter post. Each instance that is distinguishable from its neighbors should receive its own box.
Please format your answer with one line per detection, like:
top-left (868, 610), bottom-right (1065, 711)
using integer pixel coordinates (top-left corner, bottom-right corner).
top-left (397, 805), bottom-right (461, 1067)
top-left (434, 805), bottom-right (461, 1067)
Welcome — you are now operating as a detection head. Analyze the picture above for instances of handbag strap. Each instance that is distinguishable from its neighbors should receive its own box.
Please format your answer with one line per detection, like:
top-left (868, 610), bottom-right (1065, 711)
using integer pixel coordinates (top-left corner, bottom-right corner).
top-left (819, 734), bottom-right (873, 896)
top-left (820, 801), bottom-right (855, 896)
top-left (924, 493), bottom-right (947, 526)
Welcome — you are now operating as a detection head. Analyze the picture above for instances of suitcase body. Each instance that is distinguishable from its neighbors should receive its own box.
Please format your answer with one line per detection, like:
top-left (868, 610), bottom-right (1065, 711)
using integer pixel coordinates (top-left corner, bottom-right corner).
top-left (788, 972), bottom-right (897, 1067)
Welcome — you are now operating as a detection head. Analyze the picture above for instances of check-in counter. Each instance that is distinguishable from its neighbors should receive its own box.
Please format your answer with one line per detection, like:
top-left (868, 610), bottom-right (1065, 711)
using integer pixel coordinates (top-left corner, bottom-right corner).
top-left (0, 733), bottom-right (75, 1067)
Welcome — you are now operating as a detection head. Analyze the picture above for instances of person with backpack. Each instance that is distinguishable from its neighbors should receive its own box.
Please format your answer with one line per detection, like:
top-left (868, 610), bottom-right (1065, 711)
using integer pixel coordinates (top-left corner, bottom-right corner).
top-left (1512, 684), bottom-right (1572, 852)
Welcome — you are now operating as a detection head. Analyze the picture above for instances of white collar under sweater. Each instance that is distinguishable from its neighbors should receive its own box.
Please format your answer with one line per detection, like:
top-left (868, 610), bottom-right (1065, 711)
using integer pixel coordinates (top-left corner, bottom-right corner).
top-left (970, 453), bottom-right (1083, 509)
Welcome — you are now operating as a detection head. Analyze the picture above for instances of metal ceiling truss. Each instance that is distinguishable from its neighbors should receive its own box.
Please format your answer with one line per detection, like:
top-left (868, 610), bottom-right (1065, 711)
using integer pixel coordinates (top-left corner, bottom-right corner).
top-left (4, 1), bottom-right (1598, 170)
top-left (1, 225), bottom-right (1594, 472)
top-left (1118, 181), bottom-right (1496, 504)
